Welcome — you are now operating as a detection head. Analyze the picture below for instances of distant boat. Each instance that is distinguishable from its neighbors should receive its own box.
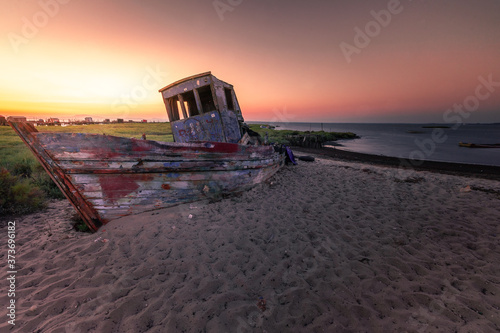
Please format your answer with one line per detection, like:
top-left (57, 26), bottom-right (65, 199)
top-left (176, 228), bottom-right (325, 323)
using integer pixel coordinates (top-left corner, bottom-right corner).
top-left (9, 72), bottom-right (284, 231)
top-left (422, 125), bottom-right (451, 129)
top-left (458, 142), bottom-right (500, 148)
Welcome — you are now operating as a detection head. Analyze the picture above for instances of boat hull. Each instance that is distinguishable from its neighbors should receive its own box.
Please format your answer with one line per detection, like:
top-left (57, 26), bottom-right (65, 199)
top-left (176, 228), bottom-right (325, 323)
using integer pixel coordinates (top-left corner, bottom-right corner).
top-left (9, 122), bottom-right (284, 231)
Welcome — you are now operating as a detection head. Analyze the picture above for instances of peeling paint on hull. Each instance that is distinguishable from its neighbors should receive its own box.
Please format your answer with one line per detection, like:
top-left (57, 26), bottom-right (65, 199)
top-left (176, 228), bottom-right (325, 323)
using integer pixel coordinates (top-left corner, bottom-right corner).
top-left (9, 122), bottom-right (284, 232)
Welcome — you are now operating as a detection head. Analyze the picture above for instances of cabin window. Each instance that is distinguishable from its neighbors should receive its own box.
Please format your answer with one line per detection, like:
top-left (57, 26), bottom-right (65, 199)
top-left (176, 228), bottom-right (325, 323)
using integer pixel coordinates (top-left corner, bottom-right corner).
top-left (224, 88), bottom-right (234, 111)
top-left (181, 91), bottom-right (199, 117)
top-left (197, 85), bottom-right (216, 113)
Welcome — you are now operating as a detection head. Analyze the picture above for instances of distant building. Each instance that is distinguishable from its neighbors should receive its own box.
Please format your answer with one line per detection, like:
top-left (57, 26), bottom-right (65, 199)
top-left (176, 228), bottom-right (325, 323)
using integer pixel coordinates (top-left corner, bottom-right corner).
top-left (7, 116), bottom-right (27, 122)
top-left (47, 118), bottom-right (60, 124)
top-left (0, 115), bottom-right (6, 126)
top-left (84, 117), bottom-right (93, 123)
top-left (104, 119), bottom-right (110, 123)
top-left (128, 120), bottom-right (134, 123)
top-left (117, 119), bottom-right (124, 123)
top-left (142, 119), bottom-right (147, 123)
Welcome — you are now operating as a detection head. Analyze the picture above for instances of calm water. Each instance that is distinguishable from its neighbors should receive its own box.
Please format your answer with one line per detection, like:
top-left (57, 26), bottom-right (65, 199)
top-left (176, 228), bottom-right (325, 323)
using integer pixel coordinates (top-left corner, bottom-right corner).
top-left (251, 122), bottom-right (500, 166)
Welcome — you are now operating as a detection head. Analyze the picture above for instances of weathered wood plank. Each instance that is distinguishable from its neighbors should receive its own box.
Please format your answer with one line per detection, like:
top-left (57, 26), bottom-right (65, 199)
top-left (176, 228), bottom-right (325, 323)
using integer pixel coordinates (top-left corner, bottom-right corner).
top-left (35, 132), bottom-right (270, 157)
top-left (74, 168), bottom-right (273, 195)
top-left (56, 157), bottom-right (281, 174)
top-left (71, 168), bottom-right (268, 193)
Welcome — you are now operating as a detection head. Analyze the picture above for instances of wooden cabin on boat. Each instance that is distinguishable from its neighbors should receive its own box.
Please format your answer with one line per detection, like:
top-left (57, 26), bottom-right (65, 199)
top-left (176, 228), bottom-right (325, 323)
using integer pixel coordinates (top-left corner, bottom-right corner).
top-left (159, 72), bottom-right (244, 144)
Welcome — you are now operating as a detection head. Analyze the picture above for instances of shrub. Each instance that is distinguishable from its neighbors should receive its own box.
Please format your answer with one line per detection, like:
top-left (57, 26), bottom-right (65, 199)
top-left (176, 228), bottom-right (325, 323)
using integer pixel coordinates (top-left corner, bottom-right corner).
top-left (0, 168), bottom-right (16, 208)
top-left (71, 213), bottom-right (90, 232)
top-left (31, 171), bottom-right (65, 199)
top-left (0, 168), bottom-right (47, 215)
top-left (12, 158), bottom-right (34, 178)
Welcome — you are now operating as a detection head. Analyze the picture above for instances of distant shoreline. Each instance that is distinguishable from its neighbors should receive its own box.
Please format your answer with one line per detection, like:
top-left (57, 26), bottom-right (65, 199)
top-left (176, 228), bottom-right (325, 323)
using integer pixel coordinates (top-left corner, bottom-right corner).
top-left (293, 146), bottom-right (500, 181)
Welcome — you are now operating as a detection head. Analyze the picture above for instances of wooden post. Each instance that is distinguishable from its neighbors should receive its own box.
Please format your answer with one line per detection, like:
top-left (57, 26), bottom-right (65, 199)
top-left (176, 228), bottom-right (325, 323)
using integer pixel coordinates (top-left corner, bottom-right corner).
top-left (193, 88), bottom-right (203, 114)
top-left (164, 98), bottom-right (174, 121)
top-left (177, 94), bottom-right (188, 119)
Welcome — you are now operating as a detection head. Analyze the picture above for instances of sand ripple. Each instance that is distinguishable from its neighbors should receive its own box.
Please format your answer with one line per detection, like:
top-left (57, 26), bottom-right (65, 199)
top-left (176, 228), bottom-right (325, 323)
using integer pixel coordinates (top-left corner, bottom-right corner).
top-left (1, 155), bottom-right (499, 332)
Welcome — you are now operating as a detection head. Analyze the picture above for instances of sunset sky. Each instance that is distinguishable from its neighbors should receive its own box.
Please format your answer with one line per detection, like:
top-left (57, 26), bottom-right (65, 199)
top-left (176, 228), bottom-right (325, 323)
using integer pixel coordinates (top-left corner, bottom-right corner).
top-left (2, 0), bottom-right (500, 123)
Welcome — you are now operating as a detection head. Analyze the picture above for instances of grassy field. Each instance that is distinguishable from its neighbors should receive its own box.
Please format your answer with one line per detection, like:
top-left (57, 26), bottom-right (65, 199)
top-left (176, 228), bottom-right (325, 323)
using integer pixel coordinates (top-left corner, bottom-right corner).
top-left (35, 122), bottom-right (174, 141)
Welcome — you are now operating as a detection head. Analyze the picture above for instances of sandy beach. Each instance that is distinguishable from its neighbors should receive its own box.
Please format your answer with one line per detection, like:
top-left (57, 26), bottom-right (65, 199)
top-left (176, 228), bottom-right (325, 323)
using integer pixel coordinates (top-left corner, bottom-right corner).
top-left (1, 151), bottom-right (500, 332)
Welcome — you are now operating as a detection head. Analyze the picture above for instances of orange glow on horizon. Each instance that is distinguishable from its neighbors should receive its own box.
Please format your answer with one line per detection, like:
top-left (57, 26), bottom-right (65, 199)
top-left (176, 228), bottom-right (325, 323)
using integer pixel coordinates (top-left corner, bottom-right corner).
top-left (1, 1), bottom-right (499, 123)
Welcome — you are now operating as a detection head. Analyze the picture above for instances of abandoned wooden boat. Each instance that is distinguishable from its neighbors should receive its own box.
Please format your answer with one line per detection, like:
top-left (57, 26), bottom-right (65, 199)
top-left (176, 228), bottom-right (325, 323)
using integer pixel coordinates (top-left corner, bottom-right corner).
top-left (9, 72), bottom-right (284, 231)
top-left (458, 142), bottom-right (500, 148)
